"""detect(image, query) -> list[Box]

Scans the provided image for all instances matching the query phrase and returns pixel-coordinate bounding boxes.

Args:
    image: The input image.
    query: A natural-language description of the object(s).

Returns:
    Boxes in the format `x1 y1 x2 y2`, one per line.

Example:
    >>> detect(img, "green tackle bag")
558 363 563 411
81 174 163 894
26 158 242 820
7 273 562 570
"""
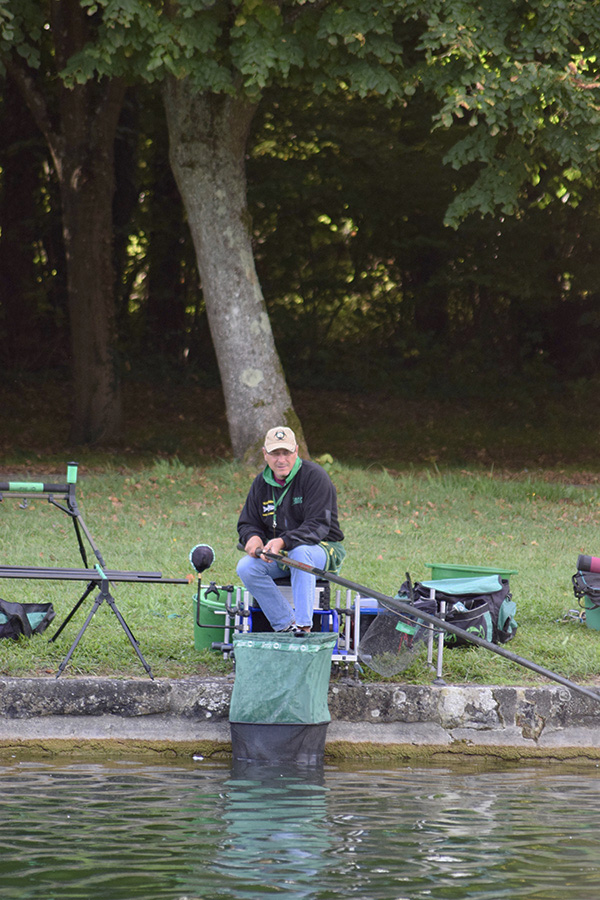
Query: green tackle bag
0 599 55 640
398 576 517 646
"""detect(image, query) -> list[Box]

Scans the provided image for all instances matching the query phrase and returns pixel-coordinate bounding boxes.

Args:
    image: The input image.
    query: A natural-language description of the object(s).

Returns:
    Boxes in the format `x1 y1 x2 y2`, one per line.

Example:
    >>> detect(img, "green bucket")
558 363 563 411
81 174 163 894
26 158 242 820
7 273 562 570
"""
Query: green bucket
425 562 518 580
584 596 600 631
193 587 230 651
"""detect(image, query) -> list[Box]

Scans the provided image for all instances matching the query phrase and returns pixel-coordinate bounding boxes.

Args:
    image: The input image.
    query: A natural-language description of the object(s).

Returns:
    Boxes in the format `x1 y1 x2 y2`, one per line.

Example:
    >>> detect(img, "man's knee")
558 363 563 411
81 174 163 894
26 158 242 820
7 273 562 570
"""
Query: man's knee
236 555 252 580
289 544 326 567
288 545 311 562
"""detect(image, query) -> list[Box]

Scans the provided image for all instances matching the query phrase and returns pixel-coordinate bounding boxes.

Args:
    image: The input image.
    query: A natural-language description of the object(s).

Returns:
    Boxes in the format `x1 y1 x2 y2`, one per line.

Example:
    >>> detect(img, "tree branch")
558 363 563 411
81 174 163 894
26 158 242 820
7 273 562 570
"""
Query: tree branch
2 52 64 175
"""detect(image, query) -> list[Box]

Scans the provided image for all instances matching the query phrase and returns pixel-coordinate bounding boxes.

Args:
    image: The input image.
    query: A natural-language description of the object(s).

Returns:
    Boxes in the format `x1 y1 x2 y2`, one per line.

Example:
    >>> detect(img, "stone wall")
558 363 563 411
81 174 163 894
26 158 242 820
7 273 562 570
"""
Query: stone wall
1 677 600 759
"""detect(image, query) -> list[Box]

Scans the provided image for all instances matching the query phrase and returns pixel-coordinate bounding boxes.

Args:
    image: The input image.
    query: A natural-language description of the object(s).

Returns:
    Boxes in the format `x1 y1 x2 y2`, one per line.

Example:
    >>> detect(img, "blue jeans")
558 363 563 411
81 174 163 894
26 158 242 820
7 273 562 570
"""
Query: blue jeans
236 544 328 631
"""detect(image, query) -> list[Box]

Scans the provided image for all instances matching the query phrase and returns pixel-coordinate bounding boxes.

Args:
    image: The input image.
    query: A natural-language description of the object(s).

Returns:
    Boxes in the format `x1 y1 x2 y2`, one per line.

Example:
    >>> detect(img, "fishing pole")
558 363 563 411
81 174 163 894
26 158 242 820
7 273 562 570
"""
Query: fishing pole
245 545 600 705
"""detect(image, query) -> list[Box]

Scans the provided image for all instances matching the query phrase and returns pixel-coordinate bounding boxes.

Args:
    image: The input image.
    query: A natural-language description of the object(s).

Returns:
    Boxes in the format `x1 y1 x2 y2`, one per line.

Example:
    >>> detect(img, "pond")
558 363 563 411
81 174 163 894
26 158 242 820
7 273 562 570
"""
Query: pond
1 755 599 900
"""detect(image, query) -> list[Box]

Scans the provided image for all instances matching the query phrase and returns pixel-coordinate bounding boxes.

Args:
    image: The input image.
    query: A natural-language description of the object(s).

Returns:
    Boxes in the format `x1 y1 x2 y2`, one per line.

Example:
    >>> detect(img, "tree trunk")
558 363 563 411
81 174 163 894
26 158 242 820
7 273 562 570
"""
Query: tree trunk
163 78 305 462
58 114 123 444
0 78 45 369
5 0 125 444
145 112 189 361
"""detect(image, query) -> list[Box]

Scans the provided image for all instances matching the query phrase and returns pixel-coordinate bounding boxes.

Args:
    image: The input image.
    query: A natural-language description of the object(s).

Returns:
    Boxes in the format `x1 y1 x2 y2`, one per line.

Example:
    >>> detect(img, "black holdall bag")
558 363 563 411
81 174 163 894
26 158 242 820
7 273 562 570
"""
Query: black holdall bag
0 599 55 641
572 570 600 609
572 554 600 612
397 576 517 647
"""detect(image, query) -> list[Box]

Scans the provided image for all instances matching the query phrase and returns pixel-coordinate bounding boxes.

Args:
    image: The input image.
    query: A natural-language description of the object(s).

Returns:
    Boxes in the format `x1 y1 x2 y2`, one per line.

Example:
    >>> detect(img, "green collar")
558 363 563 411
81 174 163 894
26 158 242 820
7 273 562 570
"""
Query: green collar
262 457 302 487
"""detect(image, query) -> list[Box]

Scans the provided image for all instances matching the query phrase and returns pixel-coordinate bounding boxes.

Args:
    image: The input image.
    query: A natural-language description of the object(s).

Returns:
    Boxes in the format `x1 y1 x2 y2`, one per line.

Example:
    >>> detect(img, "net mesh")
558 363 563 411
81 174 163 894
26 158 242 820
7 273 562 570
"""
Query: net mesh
357 600 430 677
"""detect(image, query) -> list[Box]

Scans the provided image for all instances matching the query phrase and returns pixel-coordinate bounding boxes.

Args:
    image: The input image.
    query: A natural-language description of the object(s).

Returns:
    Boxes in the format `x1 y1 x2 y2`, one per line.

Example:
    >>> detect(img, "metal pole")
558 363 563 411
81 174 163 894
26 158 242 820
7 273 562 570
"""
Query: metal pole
258 549 600 705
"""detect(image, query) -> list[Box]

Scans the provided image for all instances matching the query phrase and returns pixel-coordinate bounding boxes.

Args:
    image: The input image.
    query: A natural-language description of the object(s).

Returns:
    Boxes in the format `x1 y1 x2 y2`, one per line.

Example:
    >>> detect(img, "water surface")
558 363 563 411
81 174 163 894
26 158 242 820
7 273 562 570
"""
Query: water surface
1 755 599 899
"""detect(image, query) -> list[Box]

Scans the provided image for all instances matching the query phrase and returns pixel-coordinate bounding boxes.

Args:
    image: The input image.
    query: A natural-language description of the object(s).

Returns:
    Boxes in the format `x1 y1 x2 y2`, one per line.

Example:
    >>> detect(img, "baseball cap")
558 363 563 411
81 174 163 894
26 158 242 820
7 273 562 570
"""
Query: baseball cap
264 426 297 453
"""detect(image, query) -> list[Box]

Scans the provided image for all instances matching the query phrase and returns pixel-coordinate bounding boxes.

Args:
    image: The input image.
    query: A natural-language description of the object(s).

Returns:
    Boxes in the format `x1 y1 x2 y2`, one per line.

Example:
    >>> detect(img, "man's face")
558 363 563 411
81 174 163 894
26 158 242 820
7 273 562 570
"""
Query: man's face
263 446 298 480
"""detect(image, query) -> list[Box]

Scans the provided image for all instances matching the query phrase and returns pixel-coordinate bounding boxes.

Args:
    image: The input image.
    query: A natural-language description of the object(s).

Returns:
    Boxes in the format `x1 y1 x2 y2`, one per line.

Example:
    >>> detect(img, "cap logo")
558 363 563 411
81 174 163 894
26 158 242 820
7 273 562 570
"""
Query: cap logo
275 430 286 439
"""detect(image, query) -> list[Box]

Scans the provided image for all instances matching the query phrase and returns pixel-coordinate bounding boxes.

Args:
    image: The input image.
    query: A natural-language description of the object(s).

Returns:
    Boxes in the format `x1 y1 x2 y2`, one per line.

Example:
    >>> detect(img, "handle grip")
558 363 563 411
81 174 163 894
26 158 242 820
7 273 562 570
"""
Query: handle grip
237 541 264 558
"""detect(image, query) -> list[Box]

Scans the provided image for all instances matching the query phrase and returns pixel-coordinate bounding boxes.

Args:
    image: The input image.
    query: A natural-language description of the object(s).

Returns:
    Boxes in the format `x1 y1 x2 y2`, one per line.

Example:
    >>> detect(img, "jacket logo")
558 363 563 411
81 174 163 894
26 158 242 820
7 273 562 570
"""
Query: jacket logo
293 496 303 505
262 501 275 518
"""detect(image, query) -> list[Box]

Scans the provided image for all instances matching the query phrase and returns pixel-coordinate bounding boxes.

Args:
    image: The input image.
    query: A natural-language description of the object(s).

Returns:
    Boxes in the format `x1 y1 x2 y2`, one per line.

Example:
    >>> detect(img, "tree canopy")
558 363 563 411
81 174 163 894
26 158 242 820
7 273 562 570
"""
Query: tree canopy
62 0 600 222
405 0 600 224
2 0 600 455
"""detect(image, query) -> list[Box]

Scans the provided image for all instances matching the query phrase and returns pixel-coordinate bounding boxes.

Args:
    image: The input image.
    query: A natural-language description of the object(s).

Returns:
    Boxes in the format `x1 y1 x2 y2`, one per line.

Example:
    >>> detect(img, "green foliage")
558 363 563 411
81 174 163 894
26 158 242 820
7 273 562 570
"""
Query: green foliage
0 0 44 69
64 0 406 101
4 0 600 396
5 0 600 227
245 80 600 390
402 0 600 224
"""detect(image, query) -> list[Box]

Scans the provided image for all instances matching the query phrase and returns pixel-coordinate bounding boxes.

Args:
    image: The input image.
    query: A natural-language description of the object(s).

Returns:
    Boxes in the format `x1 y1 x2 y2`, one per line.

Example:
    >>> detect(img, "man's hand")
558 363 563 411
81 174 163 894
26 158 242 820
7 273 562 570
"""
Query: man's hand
245 536 264 557
263 538 285 557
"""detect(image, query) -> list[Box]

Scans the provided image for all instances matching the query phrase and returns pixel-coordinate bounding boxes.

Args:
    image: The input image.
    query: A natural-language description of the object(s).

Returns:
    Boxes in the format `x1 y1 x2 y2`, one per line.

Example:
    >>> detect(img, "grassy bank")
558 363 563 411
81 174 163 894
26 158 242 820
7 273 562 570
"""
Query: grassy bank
1 458 599 686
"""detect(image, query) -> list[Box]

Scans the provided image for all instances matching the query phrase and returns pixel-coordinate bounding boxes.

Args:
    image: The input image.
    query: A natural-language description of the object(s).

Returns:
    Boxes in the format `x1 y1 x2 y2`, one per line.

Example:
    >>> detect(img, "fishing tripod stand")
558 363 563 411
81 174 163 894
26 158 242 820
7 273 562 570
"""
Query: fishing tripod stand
0 463 188 679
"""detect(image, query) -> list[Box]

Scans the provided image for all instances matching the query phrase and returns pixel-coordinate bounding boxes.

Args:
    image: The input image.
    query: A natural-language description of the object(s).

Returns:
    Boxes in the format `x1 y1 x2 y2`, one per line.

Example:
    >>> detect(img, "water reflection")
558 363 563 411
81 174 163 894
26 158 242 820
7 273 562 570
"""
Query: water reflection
0 759 224 900
1 756 600 899
211 761 332 899
324 763 600 900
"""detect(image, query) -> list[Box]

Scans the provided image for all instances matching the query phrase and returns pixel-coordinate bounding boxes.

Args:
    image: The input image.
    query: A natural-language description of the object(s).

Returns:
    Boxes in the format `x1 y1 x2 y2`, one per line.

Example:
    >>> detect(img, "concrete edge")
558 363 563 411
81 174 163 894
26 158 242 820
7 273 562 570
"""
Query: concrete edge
1 676 600 759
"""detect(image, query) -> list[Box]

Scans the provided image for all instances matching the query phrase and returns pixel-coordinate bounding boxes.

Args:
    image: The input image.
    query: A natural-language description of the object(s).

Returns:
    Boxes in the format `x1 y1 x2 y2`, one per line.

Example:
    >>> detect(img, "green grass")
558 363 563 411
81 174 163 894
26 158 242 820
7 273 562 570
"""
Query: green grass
1 457 600 687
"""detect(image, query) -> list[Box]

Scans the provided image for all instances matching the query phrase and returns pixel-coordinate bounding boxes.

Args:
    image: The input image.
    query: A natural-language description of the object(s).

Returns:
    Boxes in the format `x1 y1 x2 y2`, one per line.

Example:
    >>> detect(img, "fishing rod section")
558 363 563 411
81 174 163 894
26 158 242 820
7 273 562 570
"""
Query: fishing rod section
253 547 600 706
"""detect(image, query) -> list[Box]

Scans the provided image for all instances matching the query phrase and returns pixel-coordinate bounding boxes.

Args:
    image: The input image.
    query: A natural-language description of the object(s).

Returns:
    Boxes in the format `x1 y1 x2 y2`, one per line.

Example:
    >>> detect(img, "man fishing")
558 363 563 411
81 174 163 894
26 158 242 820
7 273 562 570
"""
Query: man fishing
236 426 345 634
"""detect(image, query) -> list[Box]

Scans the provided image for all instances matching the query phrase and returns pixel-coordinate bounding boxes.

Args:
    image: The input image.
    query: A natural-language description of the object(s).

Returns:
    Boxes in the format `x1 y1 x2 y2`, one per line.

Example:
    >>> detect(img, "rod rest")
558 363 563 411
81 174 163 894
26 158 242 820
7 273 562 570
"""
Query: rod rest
0 565 189 584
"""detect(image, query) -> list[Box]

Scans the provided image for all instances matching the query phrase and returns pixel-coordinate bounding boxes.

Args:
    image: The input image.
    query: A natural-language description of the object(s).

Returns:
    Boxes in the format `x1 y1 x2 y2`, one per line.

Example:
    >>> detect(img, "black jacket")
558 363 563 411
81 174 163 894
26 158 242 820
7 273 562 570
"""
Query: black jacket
237 459 344 550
